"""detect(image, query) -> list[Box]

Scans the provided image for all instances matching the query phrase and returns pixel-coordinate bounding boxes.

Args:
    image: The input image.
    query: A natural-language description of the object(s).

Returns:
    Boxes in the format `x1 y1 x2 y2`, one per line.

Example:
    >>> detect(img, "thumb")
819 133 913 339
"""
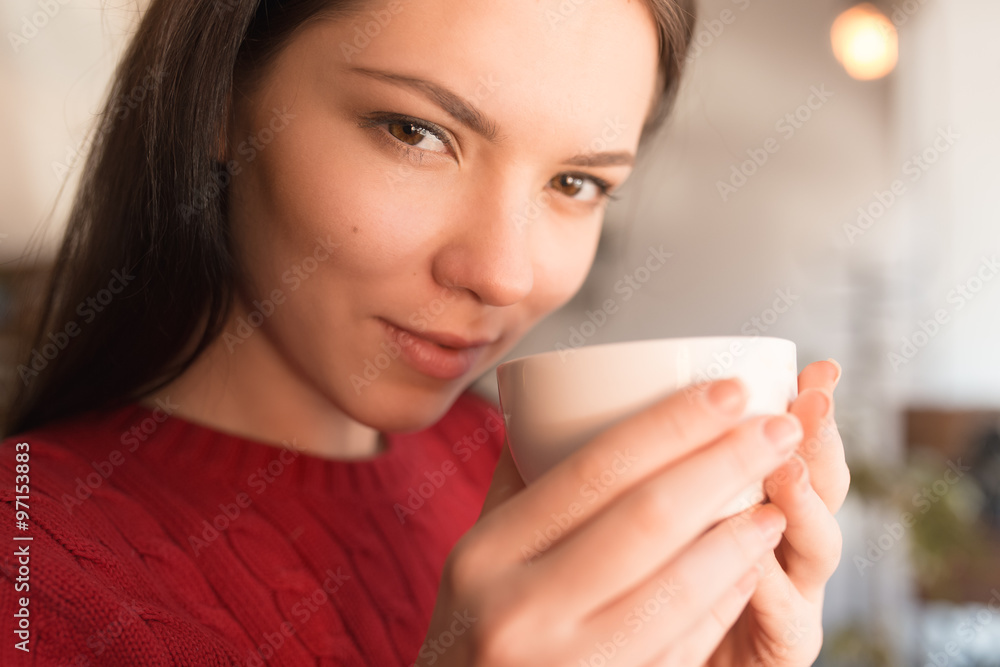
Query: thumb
478 438 526 519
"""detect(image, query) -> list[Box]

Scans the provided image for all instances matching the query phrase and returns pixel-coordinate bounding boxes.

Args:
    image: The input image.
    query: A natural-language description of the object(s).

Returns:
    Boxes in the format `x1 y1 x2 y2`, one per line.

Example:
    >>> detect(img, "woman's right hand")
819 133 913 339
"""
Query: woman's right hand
415 378 803 667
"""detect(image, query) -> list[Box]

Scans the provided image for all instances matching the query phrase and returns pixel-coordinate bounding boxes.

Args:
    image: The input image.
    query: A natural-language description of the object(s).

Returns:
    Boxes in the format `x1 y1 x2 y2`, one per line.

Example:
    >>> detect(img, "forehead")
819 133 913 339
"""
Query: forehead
306 0 660 149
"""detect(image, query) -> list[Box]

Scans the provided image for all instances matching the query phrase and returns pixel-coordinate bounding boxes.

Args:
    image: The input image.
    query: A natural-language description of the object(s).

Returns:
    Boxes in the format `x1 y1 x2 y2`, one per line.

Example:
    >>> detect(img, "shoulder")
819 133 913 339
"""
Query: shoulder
0 411 243 664
1 413 111 519
0 405 154 518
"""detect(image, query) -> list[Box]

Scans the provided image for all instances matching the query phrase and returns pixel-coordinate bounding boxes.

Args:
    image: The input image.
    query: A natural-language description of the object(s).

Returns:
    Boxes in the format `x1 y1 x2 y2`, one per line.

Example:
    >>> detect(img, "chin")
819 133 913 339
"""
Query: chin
339 375 471 434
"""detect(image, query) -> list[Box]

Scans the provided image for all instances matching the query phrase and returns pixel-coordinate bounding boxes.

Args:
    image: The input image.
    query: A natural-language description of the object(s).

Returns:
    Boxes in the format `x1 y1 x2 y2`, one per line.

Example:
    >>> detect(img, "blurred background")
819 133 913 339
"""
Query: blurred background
2 0 998 664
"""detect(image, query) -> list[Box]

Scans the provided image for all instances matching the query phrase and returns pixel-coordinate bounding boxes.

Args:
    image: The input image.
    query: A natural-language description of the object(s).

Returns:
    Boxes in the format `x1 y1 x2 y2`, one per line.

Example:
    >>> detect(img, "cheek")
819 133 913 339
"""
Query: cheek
235 106 602 328
528 221 602 313
250 122 447 282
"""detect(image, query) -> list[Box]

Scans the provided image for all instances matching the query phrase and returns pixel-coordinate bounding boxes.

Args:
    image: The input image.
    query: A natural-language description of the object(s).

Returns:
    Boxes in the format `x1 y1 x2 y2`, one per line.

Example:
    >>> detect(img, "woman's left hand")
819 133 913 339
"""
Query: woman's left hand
650 359 850 666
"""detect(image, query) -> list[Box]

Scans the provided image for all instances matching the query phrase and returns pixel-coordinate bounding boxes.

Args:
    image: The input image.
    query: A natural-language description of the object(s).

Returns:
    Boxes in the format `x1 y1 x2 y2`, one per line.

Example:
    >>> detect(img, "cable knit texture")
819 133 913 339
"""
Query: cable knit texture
1 391 505 666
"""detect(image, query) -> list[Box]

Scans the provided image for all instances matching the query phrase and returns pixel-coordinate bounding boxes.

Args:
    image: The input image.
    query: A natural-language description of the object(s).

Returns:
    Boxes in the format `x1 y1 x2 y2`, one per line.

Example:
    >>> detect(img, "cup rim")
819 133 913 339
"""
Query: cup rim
496 335 796 371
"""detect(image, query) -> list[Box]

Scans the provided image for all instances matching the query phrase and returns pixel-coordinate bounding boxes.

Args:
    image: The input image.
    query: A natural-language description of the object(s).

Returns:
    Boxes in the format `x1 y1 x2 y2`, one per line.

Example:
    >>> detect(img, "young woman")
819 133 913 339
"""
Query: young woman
1 0 848 664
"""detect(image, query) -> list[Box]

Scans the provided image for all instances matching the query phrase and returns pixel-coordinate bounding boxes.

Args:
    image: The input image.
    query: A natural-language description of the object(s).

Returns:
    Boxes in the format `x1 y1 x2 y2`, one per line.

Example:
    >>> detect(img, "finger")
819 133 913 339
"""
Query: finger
746 550 825 663
797 359 841 395
790 388 850 514
522 414 801 614
476 378 751 555
765 455 844 599
478 441 526 518
644 566 761 666
573 504 786 666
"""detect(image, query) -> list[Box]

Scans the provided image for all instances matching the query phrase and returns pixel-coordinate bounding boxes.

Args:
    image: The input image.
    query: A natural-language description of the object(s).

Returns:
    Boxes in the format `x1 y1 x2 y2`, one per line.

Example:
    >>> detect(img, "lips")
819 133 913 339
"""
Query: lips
377 318 496 380
403 326 497 350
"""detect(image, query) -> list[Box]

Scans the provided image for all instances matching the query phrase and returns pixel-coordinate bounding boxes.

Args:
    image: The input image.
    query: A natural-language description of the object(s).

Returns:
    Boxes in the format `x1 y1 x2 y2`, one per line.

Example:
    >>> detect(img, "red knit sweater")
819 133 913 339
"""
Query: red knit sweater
1 391 505 666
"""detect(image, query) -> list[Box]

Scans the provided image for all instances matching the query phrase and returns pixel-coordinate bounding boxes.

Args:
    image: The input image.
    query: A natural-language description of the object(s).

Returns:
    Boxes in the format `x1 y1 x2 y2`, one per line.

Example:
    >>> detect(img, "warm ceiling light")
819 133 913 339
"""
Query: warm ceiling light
831 3 899 80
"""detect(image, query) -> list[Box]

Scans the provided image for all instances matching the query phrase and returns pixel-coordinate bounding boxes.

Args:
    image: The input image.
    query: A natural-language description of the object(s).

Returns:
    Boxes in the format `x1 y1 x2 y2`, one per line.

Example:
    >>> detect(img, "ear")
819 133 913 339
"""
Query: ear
215 128 227 163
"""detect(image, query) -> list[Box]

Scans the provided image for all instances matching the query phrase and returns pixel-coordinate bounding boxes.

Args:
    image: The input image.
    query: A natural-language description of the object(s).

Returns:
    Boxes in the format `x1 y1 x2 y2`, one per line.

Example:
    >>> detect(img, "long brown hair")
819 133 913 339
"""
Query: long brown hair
4 0 696 436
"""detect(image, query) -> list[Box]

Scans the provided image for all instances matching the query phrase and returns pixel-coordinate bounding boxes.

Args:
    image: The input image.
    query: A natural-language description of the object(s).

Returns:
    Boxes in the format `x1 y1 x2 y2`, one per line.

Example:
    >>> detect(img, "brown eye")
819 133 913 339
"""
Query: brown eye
384 119 449 153
388 121 424 146
551 173 584 196
548 173 609 203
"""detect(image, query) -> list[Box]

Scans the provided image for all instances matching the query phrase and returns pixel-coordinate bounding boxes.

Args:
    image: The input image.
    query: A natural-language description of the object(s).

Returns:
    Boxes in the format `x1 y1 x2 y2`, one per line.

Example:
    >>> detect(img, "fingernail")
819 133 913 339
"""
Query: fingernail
707 379 746 416
808 390 833 420
787 455 810 494
825 359 842 389
753 509 786 545
763 415 802 451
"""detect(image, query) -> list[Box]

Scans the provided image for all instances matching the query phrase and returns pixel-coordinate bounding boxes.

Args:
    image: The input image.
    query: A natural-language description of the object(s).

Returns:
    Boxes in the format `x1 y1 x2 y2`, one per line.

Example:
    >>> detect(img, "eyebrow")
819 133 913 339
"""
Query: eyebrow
563 151 635 168
350 66 501 142
348 66 635 169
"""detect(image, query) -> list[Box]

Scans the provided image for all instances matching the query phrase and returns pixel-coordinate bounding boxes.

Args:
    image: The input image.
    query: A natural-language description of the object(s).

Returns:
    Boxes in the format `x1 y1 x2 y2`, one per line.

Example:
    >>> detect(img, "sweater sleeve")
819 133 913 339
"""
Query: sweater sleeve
0 436 244 667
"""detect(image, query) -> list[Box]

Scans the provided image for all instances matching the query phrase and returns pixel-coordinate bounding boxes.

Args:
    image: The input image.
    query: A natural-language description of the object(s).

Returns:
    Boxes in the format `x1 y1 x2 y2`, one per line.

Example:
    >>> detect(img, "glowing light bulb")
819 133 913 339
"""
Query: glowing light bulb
831 3 898 81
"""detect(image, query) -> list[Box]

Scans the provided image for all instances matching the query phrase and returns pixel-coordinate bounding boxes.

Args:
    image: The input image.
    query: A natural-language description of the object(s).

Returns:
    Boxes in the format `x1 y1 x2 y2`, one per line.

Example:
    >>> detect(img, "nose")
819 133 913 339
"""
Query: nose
431 182 535 308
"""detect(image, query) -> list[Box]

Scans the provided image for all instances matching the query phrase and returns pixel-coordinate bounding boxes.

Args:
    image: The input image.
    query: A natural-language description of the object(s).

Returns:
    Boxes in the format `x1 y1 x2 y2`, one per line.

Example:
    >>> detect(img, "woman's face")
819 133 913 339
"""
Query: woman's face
225 0 660 433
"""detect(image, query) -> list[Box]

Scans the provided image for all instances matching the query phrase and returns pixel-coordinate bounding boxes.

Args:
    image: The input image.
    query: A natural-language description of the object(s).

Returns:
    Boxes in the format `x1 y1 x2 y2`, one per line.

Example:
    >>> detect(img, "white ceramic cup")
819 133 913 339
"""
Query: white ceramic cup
496 336 798 522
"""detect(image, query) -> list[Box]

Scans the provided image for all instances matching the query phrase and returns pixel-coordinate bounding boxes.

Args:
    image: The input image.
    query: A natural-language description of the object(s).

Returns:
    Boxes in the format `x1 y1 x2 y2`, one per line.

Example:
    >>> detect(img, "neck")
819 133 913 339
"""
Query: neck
141 302 383 460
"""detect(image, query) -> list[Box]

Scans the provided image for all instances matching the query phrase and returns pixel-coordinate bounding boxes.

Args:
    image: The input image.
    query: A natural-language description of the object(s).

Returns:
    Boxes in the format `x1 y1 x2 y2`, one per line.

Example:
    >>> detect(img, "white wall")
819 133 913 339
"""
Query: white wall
0 0 146 264
887 0 1000 408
